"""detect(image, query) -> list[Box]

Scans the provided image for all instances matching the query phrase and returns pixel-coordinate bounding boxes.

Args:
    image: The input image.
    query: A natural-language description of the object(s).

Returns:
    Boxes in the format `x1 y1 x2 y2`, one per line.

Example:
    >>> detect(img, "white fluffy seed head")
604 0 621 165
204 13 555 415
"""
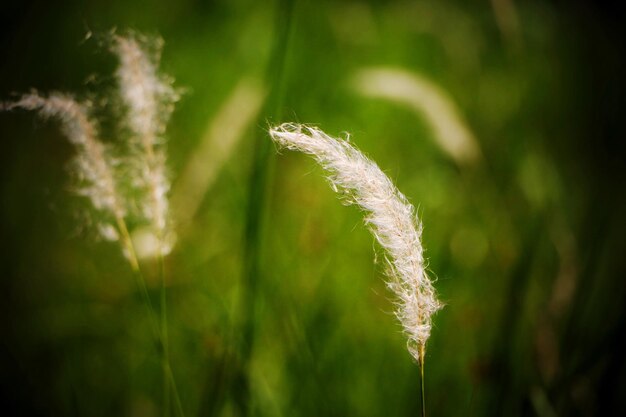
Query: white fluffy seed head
112 33 178 143
6 92 125 234
112 33 179 251
269 123 442 361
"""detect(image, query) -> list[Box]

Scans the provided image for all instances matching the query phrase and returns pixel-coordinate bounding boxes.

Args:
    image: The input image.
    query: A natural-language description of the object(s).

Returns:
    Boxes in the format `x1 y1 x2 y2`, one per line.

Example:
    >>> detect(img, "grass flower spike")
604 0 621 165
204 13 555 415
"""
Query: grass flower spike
113 33 179 254
269 123 442 363
5 92 126 242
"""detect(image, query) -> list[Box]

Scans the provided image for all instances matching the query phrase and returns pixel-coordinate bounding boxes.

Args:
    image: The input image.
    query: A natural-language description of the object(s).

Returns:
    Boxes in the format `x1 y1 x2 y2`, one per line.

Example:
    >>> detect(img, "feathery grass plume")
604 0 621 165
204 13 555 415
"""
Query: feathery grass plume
4 92 127 241
112 32 180 255
269 123 442 362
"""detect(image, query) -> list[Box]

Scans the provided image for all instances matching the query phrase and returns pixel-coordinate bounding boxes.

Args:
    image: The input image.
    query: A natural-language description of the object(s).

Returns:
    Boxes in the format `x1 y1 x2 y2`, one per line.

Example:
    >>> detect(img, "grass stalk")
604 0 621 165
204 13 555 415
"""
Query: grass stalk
118 215 184 417
159 248 171 417
235 0 295 414
155 238 184 417
419 346 426 417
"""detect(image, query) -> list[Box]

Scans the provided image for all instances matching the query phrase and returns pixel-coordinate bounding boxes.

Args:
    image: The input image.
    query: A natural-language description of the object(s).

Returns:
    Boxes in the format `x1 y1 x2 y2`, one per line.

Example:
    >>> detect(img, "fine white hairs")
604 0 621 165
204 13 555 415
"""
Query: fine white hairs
2 32 180 264
269 123 442 362
4 93 125 239
112 33 180 254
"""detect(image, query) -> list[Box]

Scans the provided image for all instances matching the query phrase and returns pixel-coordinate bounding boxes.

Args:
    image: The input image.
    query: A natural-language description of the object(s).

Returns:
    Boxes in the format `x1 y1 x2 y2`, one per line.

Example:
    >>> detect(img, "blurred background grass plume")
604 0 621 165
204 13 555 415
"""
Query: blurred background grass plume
1 1 625 416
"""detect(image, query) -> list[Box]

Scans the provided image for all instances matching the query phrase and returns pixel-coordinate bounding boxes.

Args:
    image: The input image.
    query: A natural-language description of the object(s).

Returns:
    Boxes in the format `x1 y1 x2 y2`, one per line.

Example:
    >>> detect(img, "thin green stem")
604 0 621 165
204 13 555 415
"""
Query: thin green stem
116 215 184 417
167 363 185 417
116 217 159 337
116 216 140 273
419 346 426 417
159 248 170 417
236 0 296 415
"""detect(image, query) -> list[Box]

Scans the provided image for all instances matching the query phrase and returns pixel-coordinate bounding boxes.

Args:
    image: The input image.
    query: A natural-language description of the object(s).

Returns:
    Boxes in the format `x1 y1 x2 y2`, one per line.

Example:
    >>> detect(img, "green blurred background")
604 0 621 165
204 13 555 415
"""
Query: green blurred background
1 0 625 416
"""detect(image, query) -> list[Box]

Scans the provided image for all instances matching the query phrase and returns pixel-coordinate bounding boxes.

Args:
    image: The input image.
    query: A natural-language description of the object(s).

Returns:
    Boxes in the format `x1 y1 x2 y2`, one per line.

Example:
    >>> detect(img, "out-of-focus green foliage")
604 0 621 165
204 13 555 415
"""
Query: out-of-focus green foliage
1 1 625 416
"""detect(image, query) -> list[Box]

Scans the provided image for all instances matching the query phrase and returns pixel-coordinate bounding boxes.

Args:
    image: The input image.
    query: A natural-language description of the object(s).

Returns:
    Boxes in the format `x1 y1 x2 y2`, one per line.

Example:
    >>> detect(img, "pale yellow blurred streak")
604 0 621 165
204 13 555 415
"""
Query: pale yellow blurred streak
353 67 481 166
171 78 266 232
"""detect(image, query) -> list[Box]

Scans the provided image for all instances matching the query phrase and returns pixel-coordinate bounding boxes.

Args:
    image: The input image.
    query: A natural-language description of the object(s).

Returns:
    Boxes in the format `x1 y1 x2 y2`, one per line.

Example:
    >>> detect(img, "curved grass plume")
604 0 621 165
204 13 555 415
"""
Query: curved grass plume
269 123 442 363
